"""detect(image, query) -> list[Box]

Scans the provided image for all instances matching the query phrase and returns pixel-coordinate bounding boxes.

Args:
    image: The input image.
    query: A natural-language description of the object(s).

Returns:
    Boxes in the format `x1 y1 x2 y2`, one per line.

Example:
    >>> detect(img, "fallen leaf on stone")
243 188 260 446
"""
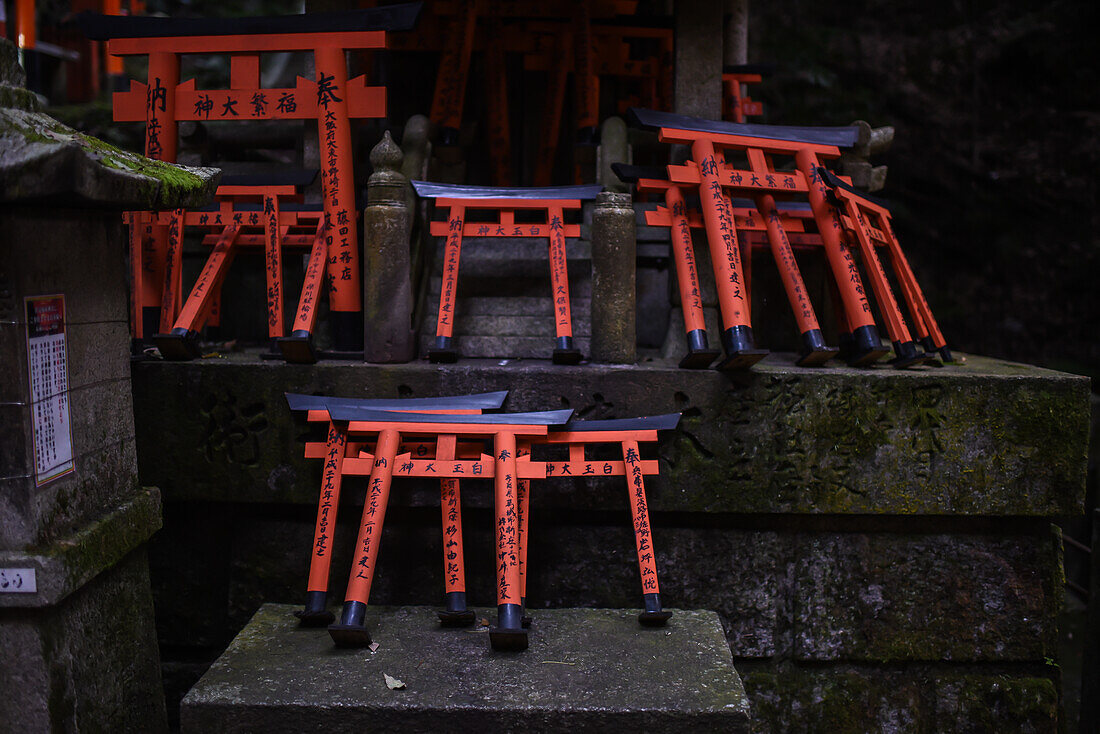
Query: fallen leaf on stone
383 673 406 690
368 642 379 652
478 618 490 628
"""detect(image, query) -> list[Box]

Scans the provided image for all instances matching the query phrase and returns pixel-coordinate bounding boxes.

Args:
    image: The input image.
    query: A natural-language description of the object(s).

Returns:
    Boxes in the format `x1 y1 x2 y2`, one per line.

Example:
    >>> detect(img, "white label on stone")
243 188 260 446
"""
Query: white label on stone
0 568 37 593
25 294 74 486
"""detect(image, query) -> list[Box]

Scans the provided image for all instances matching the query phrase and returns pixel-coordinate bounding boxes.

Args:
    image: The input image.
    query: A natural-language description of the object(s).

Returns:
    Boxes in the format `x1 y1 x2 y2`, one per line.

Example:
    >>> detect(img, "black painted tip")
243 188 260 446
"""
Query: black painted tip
277 331 317 363
639 610 673 627
330 311 363 353
141 306 161 341
295 609 335 627
796 329 839 367
152 329 201 360
845 345 891 367
939 347 954 363
437 609 477 627
716 349 768 371
890 340 929 369
428 348 458 363
327 623 373 648
679 348 721 369
488 627 529 652
843 324 889 367
553 348 584 365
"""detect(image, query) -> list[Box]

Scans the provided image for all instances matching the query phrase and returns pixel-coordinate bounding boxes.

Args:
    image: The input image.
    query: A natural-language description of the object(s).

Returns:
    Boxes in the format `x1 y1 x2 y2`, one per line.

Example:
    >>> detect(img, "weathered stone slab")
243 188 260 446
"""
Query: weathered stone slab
792 530 1062 662
132 354 1089 516
181 604 749 733
743 668 1058 734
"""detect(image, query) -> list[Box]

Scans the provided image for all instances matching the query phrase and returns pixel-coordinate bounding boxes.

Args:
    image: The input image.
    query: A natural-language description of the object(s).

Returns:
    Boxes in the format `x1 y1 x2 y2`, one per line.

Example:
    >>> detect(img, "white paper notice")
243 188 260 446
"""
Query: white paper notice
25 295 74 486
0 568 37 593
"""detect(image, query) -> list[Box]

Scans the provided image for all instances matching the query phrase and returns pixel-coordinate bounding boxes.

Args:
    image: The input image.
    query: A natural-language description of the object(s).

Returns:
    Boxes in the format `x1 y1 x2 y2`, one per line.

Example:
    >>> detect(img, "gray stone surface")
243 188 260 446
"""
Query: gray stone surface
590 191 637 364
364 131 415 363
674 0 723 119
132 354 1088 516
181 604 750 733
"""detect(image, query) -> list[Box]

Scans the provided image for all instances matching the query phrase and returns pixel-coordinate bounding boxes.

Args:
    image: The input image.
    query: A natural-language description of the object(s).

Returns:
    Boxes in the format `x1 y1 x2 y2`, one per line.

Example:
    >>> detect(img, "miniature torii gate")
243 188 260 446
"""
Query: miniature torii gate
819 168 952 363
722 64 767 123
136 171 328 359
286 391 509 627
294 397 680 651
320 407 575 651
614 163 835 368
627 108 893 367
411 181 602 365
78 4 421 353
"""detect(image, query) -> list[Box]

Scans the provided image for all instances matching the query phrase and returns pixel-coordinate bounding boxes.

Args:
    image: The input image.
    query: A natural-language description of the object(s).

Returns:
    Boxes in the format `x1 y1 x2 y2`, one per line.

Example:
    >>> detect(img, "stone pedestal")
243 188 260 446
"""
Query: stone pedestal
181 604 750 733
0 37 218 732
135 352 1086 731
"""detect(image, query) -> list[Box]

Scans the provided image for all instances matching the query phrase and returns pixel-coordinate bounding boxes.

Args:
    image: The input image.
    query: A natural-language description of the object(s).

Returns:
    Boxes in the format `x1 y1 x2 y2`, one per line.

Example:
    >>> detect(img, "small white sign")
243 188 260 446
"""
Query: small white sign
0 568 37 593
25 295 74 486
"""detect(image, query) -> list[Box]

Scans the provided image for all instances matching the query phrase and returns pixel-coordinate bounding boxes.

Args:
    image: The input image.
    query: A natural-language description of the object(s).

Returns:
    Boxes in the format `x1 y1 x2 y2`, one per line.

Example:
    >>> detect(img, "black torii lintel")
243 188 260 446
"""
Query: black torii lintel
411 181 604 201
559 413 682 433
817 167 892 210
625 107 861 149
326 407 575 426
285 391 509 413
75 3 422 40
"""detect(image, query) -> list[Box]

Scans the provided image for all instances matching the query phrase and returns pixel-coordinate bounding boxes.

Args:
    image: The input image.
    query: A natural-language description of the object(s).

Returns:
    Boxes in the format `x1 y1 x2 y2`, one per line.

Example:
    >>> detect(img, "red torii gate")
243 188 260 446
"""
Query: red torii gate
77 5 421 353
627 108 893 368
411 181 602 365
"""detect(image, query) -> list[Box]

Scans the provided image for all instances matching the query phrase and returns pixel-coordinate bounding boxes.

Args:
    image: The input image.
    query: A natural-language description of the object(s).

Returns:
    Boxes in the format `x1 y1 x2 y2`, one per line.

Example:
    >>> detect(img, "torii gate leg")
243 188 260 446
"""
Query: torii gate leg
489 431 527 651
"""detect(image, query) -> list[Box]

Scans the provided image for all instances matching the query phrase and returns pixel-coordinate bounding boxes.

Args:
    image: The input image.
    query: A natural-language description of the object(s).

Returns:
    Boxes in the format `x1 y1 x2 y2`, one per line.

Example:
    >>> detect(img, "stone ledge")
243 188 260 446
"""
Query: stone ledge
133 352 1089 515
181 604 750 733
0 487 162 607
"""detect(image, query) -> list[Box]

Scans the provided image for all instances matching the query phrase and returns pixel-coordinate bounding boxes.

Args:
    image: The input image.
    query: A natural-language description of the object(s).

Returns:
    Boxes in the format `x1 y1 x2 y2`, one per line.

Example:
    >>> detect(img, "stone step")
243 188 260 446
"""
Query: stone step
181 604 750 733
419 335 593 360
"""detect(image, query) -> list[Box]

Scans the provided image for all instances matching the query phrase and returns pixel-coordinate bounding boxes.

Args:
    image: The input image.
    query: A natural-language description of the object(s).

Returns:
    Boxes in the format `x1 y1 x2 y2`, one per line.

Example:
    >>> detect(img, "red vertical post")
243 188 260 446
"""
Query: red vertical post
878 216 951 361
665 186 719 368
296 420 347 626
517 476 530 619
622 439 670 626
534 32 572 187
691 138 767 368
437 433 475 626
329 427 400 647
547 204 582 364
262 194 285 343
754 193 837 365
840 197 925 366
485 20 513 187
280 219 327 363
429 2 478 145
489 430 527 650
795 151 886 365
573 0 599 142
158 209 185 334
430 204 464 362
15 0 35 50
313 45 361 351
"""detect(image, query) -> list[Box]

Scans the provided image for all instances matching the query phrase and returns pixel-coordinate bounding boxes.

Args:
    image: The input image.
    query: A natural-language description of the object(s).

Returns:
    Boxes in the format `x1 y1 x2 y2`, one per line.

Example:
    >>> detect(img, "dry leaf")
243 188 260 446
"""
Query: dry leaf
368 642 379 652
383 673 406 690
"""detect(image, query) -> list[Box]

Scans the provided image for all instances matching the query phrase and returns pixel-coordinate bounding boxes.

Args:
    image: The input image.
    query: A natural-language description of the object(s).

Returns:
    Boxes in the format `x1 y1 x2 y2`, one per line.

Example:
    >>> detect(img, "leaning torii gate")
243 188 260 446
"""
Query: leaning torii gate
77 4 421 354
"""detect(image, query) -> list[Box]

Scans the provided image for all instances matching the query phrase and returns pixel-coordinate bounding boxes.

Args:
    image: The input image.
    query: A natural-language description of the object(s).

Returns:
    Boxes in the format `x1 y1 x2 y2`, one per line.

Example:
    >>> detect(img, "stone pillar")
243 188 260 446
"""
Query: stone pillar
597 116 629 193
0 38 218 733
590 191 637 363
674 0 723 120
724 0 749 67
363 131 415 363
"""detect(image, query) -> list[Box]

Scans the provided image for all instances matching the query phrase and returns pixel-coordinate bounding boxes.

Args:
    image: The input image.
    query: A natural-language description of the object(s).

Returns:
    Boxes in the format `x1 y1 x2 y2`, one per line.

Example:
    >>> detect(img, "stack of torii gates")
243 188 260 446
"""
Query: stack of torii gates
287 390 679 652
617 108 952 371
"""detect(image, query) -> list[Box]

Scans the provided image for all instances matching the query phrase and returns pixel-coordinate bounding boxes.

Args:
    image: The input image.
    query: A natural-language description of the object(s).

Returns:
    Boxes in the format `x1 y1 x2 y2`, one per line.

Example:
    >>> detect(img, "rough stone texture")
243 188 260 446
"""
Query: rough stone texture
0 41 218 209
181 604 750 733
131 354 1088 515
0 549 167 732
743 668 1058 734
0 209 140 549
597 116 629 193
364 131 416 363
590 191 636 363
792 530 1062 662
674 0 724 119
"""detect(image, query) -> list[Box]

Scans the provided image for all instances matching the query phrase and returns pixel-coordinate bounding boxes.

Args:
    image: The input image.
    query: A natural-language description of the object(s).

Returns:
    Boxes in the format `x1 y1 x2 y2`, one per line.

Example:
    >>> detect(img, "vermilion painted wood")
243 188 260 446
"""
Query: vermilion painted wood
169 223 240 336
343 428 400 607
307 421 347 593
534 31 571 187
262 194 285 338
755 192 823 337
158 209 185 333
429 1 477 135
721 71 763 124
106 30 386 55
291 219 328 335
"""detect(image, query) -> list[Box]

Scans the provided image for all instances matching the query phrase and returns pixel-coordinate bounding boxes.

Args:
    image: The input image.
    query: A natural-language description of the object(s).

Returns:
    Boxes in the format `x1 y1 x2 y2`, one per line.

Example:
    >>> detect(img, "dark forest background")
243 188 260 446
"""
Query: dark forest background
748 0 1099 381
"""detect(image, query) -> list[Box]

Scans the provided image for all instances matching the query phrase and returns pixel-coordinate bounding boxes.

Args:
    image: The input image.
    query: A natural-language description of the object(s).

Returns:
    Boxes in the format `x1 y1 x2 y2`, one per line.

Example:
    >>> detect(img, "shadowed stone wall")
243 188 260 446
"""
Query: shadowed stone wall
133 354 1087 731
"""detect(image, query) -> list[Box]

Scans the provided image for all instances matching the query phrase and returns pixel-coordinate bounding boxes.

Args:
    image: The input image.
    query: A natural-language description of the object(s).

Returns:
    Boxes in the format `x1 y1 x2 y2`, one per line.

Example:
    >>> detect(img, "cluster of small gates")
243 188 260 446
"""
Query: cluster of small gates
68 1 955 651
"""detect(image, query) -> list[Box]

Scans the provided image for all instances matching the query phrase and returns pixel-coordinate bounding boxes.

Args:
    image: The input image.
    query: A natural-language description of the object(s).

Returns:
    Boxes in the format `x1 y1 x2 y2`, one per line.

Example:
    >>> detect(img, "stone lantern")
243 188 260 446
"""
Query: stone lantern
0 38 218 731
